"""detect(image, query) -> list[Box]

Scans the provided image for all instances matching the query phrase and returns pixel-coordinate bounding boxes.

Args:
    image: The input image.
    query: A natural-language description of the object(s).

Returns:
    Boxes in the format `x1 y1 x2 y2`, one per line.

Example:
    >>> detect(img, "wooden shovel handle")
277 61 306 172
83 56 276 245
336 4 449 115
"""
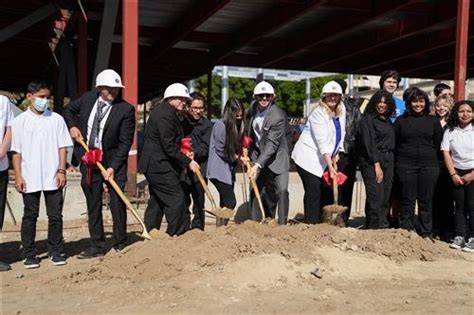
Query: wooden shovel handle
332 160 338 206
245 161 266 223
77 139 151 240
194 168 218 210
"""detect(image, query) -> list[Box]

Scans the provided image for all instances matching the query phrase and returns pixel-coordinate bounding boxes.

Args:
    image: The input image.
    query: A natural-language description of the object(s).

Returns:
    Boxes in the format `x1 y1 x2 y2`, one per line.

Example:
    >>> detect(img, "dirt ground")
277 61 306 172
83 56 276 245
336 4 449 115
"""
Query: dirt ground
1 215 473 314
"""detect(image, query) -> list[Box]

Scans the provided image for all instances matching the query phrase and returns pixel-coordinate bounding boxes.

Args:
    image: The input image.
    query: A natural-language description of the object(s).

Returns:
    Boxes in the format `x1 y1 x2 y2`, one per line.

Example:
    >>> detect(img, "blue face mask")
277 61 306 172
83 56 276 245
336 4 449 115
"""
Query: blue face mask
33 97 49 112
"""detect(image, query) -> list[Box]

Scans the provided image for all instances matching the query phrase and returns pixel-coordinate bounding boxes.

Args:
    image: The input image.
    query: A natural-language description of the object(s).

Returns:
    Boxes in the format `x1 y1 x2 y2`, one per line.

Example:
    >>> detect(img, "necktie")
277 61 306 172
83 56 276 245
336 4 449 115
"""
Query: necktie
88 101 106 148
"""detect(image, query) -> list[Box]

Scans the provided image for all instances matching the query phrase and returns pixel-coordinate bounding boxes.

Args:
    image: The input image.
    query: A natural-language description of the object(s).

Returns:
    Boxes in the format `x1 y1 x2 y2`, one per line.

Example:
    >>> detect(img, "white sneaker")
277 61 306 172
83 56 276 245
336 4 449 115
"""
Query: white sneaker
462 238 474 253
449 236 465 249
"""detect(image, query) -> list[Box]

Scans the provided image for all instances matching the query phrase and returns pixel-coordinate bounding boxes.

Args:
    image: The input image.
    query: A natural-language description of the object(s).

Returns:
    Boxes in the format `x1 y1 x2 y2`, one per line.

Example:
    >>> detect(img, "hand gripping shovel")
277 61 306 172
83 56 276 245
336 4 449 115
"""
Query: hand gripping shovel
180 138 233 220
322 160 348 226
78 139 151 240
241 136 265 223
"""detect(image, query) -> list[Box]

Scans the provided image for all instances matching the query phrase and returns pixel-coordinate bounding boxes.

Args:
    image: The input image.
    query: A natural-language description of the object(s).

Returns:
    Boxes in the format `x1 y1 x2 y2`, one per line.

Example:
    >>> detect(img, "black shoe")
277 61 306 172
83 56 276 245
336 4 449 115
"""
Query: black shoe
49 253 67 266
113 244 127 253
0 261 11 272
23 256 40 269
77 247 104 259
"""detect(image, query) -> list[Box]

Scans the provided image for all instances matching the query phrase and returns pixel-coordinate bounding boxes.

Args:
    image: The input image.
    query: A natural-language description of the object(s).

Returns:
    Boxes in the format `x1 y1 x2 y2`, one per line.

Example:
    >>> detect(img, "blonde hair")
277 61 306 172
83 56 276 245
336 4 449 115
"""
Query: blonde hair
431 94 454 121
317 98 344 117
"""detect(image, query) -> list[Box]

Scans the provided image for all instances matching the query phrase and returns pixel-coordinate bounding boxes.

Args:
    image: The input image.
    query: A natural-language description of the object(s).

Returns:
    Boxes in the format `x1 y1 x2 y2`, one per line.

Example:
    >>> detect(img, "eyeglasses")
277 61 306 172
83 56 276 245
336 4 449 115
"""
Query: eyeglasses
256 94 273 99
173 97 188 102
189 106 205 111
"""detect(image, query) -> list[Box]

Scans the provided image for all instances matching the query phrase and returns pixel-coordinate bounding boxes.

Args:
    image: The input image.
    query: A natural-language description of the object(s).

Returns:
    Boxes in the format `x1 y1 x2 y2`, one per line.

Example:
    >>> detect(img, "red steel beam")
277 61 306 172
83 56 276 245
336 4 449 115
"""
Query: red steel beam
308 2 460 72
123 0 138 195
351 20 474 74
262 0 418 67
213 0 328 63
454 0 470 100
153 0 231 59
77 13 88 95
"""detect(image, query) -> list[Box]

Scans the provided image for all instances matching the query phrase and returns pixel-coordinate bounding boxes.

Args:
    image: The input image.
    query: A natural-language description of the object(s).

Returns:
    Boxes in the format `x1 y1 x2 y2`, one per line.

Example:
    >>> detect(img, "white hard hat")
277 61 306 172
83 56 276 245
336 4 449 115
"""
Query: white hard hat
321 81 343 96
163 83 191 100
95 69 124 88
253 81 275 96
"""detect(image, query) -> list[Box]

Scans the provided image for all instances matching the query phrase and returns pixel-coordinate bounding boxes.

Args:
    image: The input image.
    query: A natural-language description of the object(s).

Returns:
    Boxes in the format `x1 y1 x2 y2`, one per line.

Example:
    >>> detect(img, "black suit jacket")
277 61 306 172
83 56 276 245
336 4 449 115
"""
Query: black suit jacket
138 101 191 174
63 91 135 175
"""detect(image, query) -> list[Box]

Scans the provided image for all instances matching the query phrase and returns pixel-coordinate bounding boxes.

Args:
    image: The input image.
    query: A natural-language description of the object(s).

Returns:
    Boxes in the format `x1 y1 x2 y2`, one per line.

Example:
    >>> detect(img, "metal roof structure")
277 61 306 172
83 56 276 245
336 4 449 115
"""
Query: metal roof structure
0 0 472 102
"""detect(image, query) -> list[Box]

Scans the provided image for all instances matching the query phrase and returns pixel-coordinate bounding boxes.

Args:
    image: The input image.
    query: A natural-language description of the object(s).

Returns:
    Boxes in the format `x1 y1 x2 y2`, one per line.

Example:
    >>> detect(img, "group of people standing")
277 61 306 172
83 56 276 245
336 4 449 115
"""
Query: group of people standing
299 71 473 253
140 80 291 236
0 68 472 271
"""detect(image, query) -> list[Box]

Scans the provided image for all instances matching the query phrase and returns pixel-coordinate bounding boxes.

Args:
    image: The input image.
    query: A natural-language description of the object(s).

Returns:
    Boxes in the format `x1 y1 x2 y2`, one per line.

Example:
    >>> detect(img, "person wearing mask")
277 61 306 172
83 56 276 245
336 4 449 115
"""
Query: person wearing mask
431 94 455 241
441 100 474 251
246 81 290 225
139 83 199 236
207 98 245 225
358 90 395 229
63 70 135 258
292 81 346 224
181 93 212 230
0 95 14 271
394 87 444 237
12 81 72 268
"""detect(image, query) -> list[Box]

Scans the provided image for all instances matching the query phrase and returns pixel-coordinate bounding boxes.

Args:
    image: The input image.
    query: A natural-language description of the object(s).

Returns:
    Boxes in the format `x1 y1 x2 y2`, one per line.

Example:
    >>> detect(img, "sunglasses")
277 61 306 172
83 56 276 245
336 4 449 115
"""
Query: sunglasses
256 94 273 99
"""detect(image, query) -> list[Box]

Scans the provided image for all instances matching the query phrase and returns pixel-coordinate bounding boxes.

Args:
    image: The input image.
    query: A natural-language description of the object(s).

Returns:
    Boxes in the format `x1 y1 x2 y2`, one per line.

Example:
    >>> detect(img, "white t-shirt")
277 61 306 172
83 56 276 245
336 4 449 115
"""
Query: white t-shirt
11 108 73 193
0 95 14 171
441 124 474 170
86 97 112 149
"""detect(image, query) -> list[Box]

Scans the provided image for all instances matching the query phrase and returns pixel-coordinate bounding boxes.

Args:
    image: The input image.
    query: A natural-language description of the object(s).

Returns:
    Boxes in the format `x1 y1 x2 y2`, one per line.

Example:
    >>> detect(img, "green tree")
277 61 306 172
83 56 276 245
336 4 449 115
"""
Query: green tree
193 72 346 118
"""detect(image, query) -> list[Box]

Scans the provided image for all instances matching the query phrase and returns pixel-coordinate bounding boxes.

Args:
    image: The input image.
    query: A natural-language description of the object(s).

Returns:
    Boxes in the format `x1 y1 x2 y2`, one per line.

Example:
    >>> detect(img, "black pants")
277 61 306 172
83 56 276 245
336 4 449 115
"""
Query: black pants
0 169 8 230
251 167 289 225
80 166 127 250
210 178 236 209
21 189 64 259
397 165 439 236
432 167 455 239
182 177 206 230
452 169 474 238
359 153 394 229
144 187 164 232
296 165 322 224
145 171 188 236
321 152 358 223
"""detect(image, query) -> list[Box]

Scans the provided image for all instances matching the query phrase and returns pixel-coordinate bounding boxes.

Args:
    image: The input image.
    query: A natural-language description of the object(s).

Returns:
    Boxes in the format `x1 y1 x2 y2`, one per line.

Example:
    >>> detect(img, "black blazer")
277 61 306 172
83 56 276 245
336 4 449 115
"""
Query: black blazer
138 101 191 174
63 91 135 174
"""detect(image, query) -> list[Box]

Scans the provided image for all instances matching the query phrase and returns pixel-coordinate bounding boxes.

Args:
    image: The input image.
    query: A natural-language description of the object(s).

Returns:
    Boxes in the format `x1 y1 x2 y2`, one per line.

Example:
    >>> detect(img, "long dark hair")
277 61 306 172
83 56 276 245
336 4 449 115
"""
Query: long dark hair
404 87 430 116
446 100 474 131
365 89 395 119
222 98 245 162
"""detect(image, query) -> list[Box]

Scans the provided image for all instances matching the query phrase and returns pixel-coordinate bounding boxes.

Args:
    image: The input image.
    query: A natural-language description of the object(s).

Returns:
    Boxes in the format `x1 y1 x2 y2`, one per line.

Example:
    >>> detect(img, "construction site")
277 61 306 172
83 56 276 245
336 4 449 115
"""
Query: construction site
1 0 473 314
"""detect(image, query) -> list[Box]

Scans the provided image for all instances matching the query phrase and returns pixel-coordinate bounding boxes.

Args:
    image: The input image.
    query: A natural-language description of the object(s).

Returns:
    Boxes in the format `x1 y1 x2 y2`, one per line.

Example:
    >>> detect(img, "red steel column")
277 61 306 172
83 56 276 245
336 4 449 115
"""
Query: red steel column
454 0 470 100
77 12 88 95
123 0 138 195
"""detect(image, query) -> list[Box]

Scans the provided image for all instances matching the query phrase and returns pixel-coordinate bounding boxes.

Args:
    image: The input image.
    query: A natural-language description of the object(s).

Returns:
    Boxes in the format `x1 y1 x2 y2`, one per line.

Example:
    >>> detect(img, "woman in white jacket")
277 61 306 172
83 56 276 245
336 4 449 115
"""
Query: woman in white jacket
292 81 346 224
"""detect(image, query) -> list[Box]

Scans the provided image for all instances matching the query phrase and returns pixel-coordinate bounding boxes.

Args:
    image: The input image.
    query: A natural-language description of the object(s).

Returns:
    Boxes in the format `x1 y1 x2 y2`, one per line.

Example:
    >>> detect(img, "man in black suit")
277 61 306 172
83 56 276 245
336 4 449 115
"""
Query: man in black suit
246 81 291 225
139 83 199 236
63 69 135 258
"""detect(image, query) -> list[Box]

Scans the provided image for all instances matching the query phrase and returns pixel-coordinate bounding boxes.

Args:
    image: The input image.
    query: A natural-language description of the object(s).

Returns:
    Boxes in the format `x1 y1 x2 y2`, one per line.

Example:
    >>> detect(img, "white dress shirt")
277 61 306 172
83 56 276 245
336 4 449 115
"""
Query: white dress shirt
86 97 112 149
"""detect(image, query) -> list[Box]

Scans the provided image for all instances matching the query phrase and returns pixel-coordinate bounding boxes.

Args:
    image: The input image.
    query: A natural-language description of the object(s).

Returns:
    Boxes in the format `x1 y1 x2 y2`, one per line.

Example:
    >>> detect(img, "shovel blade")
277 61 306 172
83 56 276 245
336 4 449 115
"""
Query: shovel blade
204 207 234 219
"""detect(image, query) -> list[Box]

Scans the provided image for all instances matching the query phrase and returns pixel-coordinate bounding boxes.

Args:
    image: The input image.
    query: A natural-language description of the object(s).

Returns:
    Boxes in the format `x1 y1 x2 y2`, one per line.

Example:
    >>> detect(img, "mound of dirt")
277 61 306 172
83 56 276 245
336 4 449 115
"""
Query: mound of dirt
3 221 472 314
50 222 461 286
